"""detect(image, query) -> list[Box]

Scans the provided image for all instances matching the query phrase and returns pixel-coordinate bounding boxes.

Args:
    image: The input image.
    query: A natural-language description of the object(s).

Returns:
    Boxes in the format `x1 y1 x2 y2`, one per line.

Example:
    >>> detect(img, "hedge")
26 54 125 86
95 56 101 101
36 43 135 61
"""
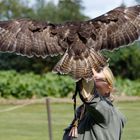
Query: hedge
0 71 139 99
115 77 140 96
0 71 75 99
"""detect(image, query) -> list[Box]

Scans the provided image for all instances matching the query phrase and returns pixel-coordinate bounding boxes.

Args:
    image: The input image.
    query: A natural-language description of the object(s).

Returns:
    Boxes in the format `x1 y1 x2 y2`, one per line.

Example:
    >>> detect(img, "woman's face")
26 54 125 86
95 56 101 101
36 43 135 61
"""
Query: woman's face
93 70 111 96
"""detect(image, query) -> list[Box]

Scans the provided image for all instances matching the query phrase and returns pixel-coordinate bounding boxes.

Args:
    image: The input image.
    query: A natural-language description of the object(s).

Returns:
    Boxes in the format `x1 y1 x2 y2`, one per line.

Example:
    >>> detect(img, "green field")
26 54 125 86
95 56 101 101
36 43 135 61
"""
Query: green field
0 101 140 140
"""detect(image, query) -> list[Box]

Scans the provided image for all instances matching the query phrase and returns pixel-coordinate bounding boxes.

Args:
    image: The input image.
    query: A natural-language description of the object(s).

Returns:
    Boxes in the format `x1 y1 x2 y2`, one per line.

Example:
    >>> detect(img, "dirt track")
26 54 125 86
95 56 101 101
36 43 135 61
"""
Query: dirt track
0 96 140 105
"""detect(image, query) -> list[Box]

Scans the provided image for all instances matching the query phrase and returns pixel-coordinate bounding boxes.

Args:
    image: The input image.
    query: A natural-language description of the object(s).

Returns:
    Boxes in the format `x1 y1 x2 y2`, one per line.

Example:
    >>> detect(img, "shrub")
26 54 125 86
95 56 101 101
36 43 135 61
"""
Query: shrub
115 77 140 96
103 43 140 80
0 70 139 99
0 71 75 99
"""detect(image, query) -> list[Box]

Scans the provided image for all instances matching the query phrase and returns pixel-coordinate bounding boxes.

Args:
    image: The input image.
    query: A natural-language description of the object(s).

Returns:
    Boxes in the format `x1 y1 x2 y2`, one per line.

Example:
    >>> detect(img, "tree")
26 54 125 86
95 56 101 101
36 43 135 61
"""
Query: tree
0 0 33 19
56 0 88 22
103 43 140 79
30 0 88 22
29 0 58 22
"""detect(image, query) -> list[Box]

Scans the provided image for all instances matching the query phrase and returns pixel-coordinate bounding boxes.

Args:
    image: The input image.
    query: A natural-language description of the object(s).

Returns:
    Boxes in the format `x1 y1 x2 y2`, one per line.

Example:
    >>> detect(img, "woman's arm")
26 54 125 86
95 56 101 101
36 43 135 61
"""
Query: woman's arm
77 79 112 127
85 96 112 126
77 65 115 126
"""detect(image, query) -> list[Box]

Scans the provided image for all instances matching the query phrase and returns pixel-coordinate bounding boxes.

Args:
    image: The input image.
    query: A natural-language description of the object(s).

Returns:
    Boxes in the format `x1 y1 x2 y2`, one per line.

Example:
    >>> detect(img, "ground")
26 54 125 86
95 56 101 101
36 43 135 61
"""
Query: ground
0 97 140 140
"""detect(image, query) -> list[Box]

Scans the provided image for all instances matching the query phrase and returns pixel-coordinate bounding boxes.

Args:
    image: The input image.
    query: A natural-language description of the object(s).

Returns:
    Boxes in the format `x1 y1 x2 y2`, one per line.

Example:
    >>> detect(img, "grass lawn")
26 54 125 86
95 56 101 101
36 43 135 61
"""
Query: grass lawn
0 100 140 140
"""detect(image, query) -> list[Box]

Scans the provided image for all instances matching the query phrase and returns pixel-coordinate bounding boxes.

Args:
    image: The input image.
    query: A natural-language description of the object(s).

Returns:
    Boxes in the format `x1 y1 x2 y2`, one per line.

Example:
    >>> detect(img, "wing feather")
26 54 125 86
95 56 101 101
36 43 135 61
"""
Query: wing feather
85 5 140 51
1 6 140 57
0 19 67 58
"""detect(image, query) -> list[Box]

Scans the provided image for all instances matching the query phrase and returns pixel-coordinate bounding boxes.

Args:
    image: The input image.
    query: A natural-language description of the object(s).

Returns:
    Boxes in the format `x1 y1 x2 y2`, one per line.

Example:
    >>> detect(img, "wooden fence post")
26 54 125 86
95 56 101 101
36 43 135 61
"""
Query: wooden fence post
46 98 53 140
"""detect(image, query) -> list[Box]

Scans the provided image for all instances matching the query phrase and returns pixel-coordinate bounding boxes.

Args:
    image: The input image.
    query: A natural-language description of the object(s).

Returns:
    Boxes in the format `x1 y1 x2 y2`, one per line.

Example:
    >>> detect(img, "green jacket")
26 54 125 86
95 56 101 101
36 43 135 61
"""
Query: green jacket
63 95 126 140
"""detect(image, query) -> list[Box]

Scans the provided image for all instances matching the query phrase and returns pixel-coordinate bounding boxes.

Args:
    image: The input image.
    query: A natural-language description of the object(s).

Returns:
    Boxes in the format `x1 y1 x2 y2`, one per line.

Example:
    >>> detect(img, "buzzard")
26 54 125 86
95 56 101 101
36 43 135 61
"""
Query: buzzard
0 5 140 81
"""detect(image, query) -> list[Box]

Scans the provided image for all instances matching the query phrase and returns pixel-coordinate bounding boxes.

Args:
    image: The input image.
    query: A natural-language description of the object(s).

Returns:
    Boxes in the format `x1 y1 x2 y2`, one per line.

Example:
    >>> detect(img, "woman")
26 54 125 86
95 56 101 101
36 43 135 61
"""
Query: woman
63 66 126 140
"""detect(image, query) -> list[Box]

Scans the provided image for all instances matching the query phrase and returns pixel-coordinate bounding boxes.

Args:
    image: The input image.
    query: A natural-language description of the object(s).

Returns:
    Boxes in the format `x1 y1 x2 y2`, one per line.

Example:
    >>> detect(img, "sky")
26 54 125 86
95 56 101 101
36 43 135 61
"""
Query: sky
49 0 137 18
82 0 137 18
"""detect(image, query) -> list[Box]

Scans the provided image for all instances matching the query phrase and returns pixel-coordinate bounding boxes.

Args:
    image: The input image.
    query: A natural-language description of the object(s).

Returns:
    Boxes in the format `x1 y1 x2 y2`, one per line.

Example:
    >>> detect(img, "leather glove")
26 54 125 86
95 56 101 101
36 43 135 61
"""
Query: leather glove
78 79 95 102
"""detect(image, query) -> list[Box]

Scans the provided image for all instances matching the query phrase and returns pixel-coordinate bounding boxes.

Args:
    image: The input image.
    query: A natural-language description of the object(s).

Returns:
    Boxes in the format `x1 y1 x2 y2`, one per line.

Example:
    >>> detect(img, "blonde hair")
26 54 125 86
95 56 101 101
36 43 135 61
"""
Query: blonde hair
102 66 115 101
102 66 115 89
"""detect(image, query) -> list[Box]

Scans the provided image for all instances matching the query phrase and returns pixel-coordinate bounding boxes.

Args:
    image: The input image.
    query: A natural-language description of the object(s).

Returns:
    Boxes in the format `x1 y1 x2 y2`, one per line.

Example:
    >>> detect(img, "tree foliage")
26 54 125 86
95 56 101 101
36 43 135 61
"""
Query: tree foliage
103 43 140 79
31 0 88 22
0 0 33 19
56 0 87 22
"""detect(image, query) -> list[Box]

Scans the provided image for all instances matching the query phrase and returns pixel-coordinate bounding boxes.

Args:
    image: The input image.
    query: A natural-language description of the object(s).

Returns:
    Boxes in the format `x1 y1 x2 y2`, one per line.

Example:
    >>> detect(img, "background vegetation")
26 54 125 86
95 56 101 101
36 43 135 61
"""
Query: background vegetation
0 70 139 99
0 71 74 98
0 0 140 98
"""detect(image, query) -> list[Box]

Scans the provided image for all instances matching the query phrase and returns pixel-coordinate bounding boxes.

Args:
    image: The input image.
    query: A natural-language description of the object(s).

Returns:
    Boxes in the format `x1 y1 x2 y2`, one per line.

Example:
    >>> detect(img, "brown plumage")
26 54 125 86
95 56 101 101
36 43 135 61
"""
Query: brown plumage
0 5 140 81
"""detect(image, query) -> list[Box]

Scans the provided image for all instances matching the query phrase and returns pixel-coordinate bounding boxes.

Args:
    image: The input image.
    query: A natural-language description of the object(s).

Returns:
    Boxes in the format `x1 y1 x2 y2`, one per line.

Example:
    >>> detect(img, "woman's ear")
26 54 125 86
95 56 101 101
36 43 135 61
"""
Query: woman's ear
108 85 113 92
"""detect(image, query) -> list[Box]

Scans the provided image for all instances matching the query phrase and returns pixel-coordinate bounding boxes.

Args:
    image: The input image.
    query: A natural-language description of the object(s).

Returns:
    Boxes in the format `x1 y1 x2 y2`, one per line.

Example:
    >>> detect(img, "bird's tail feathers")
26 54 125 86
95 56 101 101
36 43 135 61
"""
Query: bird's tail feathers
53 49 108 81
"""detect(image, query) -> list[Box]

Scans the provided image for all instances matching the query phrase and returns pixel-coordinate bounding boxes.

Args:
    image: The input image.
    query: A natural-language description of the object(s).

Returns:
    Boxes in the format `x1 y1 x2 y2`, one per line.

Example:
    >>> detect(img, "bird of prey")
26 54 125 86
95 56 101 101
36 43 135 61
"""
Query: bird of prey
0 5 140 81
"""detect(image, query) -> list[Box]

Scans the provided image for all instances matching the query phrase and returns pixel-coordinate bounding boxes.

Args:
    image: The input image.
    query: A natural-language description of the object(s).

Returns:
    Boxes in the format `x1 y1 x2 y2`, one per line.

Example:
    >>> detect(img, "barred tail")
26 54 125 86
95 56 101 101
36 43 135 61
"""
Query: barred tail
53 49 108 81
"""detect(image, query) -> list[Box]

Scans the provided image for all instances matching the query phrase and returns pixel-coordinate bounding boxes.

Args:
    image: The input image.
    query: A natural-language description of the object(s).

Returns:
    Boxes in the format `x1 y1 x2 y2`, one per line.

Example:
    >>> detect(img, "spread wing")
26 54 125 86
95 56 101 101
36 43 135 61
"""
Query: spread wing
0 19 68 58
85 5 140 51
0 5 140 81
